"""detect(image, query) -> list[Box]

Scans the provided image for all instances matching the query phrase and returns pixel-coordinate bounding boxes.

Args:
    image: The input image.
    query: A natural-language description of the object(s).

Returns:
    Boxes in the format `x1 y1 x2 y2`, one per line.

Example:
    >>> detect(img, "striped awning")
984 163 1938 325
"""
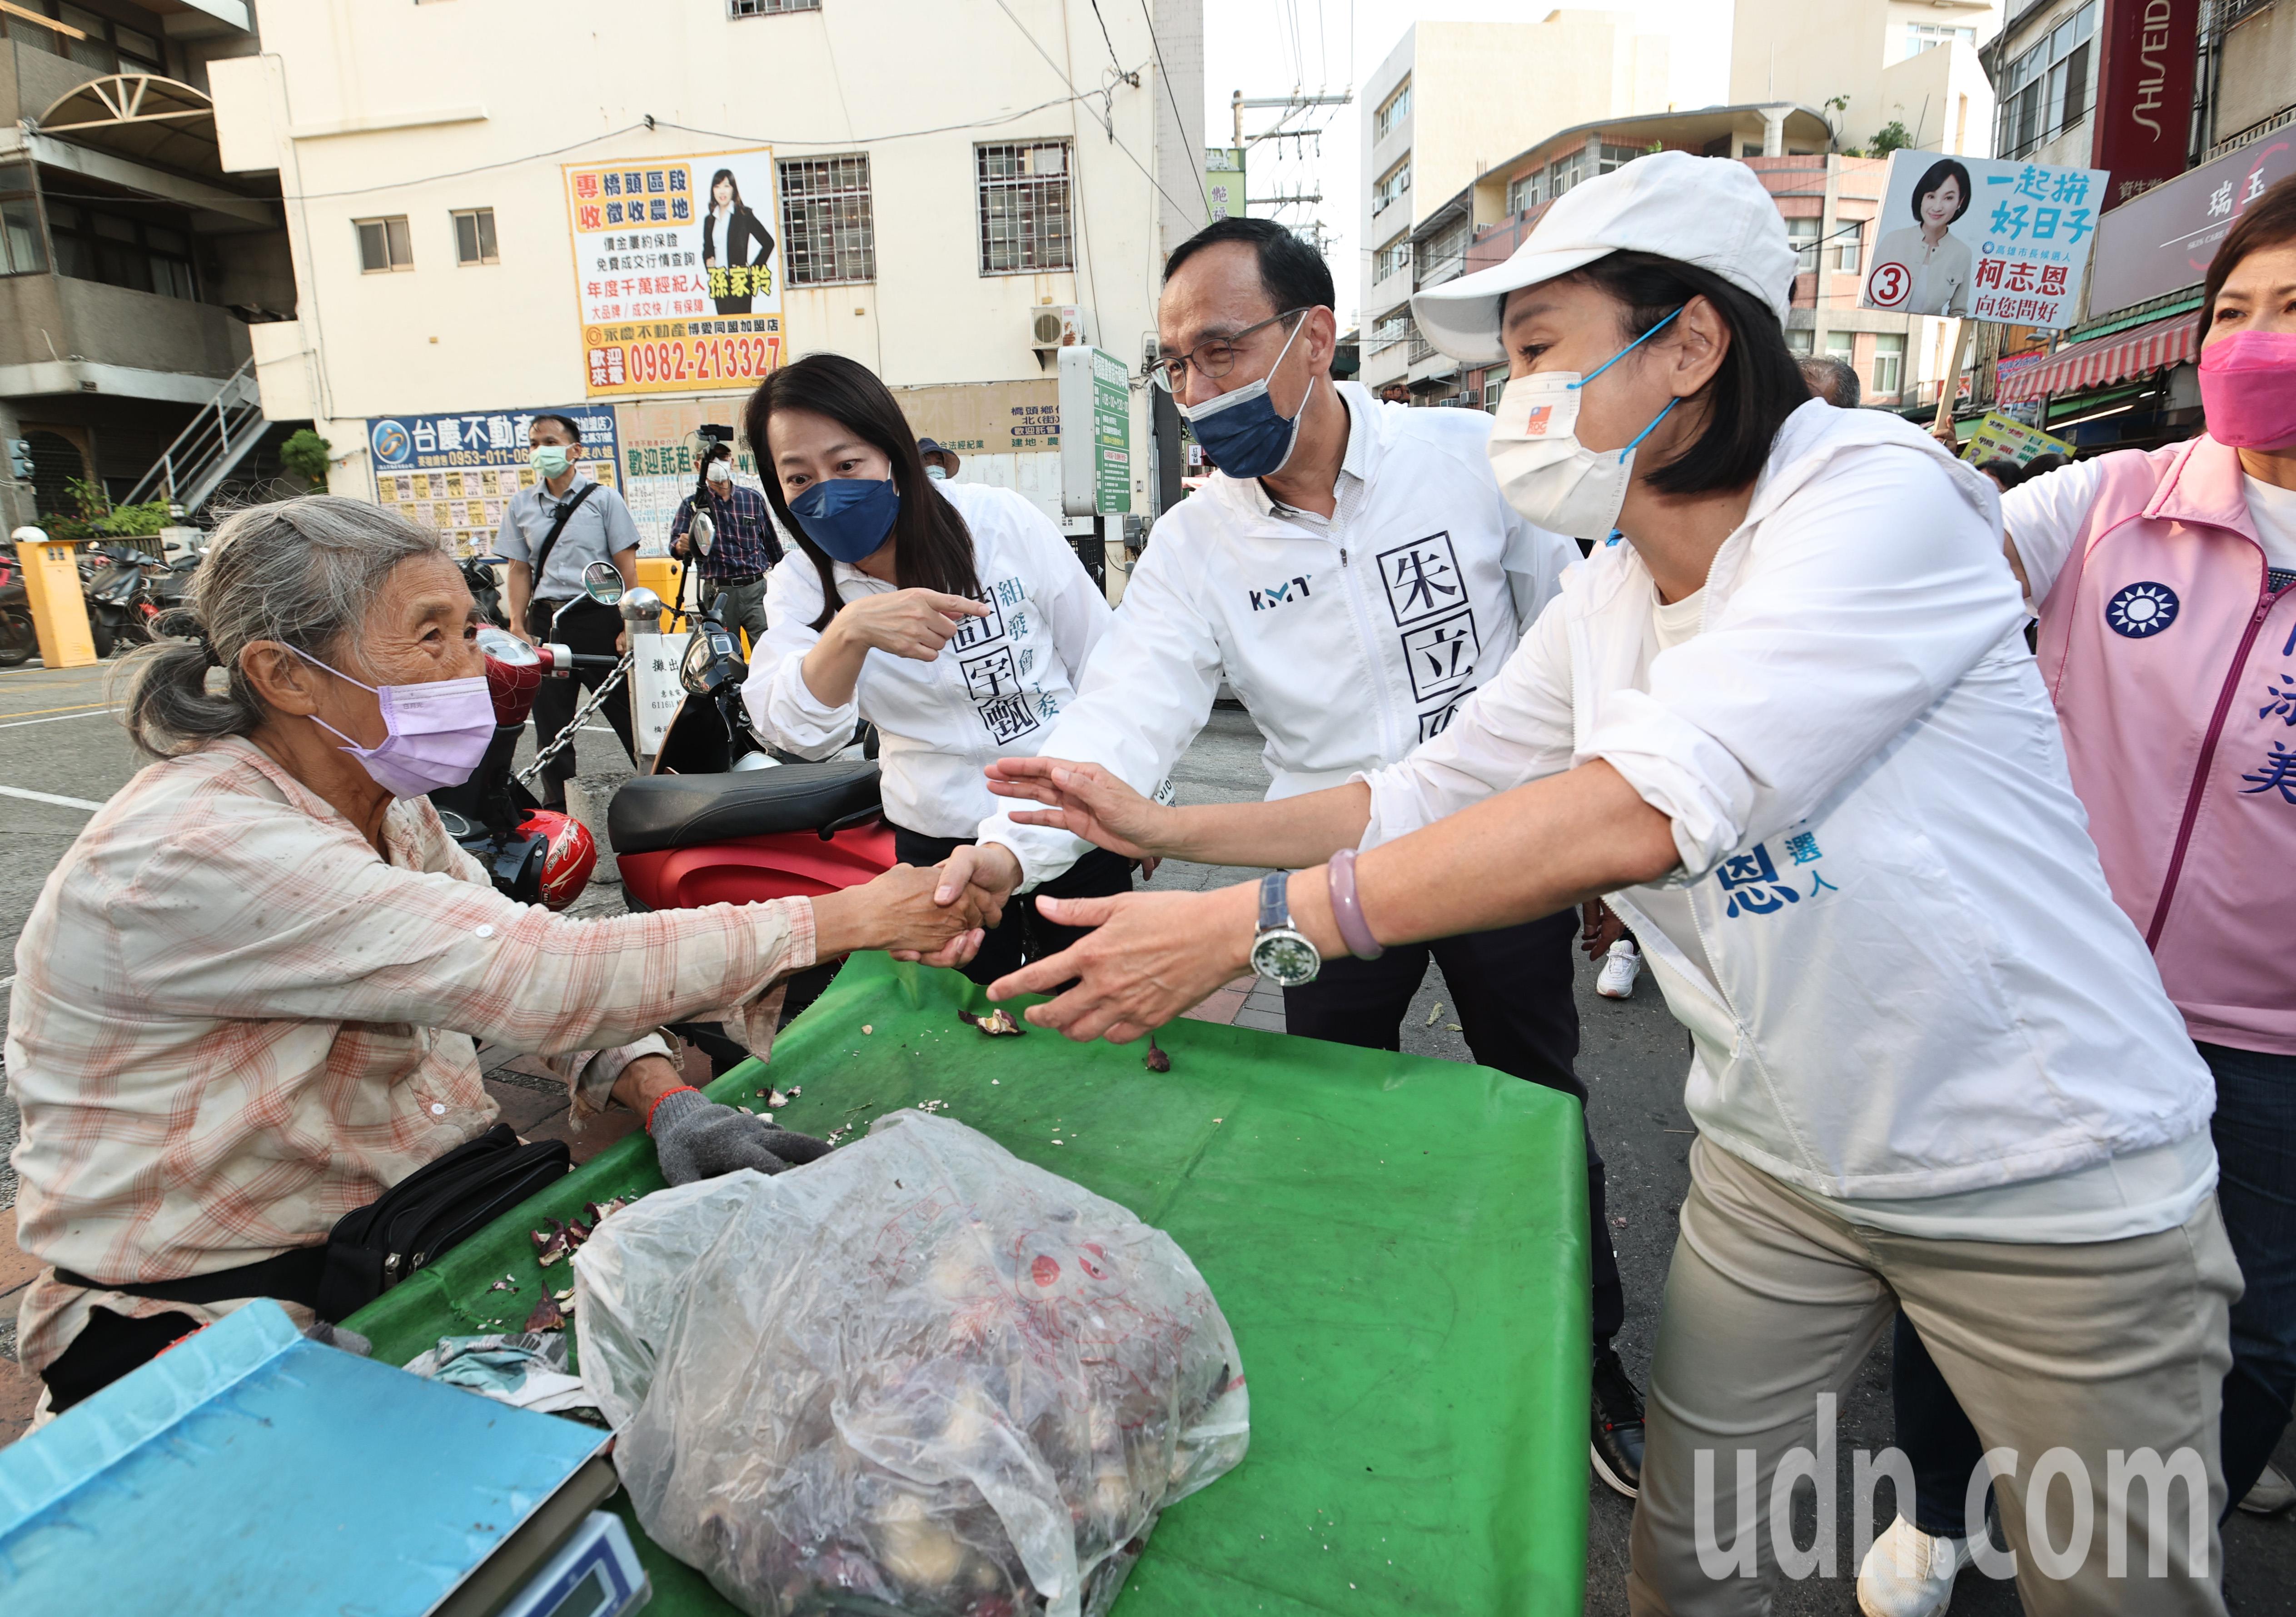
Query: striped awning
1996 313 2198 403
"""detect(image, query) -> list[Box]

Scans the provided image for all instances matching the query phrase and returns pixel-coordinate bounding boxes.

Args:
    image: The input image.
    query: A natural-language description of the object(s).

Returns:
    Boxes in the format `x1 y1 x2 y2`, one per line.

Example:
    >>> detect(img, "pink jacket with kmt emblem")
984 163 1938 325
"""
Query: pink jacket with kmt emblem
2021 435 2296 1056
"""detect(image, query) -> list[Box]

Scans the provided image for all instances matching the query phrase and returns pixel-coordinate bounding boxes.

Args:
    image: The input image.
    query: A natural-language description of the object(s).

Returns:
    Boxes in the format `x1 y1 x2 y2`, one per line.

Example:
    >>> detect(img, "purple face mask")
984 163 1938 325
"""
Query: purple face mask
291 646 496 799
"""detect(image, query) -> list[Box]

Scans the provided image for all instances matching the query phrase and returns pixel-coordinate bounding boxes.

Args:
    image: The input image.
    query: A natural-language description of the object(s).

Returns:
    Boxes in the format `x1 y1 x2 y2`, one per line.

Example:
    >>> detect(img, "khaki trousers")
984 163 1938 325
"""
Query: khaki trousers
1627 1138 2237 1616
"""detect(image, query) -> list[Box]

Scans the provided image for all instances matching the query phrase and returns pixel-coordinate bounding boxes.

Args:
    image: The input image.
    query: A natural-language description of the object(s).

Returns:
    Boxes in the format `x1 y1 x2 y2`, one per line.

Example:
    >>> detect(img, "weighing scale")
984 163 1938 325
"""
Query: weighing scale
0 1301 652 1617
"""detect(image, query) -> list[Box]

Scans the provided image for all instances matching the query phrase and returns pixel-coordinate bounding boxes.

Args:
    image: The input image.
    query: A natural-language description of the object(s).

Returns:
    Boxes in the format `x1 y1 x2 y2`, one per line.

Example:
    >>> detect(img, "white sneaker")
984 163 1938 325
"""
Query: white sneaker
1595 941 1641 998
1857 1516 1972 1617
2239 1462 2296 1516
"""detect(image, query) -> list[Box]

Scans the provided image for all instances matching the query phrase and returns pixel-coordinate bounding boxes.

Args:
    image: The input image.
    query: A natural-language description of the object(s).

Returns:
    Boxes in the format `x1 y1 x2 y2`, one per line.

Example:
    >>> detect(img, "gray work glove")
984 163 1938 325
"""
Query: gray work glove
649 1088 833 1187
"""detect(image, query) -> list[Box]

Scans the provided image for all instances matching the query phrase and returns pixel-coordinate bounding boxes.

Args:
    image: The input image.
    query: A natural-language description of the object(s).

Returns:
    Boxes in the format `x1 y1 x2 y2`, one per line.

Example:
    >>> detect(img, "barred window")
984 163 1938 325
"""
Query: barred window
729 0 820 15
779 155 876 285
976 141 1073 275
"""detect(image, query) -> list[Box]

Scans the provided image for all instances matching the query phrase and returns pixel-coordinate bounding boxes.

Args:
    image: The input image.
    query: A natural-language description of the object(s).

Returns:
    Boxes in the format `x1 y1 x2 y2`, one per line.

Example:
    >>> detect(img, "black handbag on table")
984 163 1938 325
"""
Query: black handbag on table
313 1123 572 1321
57 1124 573 1327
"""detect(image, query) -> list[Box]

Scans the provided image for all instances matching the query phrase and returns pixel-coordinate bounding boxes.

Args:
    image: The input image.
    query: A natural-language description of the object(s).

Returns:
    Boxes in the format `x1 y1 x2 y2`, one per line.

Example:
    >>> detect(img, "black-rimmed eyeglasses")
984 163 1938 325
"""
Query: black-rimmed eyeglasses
1149 309 1310 392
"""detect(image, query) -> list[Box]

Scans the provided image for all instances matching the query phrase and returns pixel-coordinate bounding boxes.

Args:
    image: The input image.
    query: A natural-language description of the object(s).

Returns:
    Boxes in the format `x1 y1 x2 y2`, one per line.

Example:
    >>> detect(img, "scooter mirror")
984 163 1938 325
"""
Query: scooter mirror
582 560 624 606
690 513 716 557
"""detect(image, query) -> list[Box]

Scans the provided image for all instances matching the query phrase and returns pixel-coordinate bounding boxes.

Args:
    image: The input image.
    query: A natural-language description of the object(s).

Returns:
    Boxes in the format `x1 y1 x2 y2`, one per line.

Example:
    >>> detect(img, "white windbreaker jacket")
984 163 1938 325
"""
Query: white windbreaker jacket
1362 399 2213 1200
744 481 1111 838
980 384 1578 885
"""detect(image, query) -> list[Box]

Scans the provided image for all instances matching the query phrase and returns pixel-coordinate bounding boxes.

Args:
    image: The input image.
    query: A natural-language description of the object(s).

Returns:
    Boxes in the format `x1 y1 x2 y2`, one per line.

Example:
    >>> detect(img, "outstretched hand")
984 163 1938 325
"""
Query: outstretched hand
835 589 993 663
985 883 1257 1044
983 757 1170 861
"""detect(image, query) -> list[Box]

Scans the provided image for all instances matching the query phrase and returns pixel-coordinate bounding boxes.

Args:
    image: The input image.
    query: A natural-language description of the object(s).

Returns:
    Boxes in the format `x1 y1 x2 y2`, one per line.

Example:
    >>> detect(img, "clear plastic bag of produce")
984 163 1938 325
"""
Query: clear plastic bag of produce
573 1109 1249 1617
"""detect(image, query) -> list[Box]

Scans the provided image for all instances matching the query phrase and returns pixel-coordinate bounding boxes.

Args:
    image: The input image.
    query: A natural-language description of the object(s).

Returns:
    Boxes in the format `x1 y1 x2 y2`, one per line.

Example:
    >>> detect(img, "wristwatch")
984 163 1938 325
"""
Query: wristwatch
1248 870 1322 987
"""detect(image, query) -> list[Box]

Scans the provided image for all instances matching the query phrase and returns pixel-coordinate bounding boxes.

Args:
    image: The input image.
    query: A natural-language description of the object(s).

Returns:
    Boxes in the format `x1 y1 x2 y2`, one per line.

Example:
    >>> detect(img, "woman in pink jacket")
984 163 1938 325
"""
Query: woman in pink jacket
1861 177 2296 1614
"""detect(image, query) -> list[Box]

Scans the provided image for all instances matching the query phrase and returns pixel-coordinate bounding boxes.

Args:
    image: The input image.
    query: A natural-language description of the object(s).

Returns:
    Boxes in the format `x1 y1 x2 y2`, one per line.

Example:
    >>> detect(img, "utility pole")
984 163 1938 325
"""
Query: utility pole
1229 90 1352 249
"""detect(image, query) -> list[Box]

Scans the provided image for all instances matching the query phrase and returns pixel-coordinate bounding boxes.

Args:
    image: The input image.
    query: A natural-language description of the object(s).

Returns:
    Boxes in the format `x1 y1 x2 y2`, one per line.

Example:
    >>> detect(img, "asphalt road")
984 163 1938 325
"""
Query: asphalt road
0 665 2290 1610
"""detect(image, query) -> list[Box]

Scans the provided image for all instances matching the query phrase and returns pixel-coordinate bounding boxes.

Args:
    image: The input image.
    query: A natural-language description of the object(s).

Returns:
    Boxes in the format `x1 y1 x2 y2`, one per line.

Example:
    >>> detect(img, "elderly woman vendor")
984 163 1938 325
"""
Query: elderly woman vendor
6 497 986 1413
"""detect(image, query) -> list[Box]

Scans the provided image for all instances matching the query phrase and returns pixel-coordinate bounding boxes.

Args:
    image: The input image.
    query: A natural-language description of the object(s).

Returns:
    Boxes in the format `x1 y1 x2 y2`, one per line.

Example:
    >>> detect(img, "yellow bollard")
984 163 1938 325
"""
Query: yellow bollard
635 556 682 634
12 527 97 669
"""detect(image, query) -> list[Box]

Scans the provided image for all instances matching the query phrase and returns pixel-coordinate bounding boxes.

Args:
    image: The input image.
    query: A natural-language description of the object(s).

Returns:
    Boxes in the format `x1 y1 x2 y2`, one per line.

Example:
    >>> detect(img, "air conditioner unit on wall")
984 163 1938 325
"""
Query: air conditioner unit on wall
1030 305 1091 351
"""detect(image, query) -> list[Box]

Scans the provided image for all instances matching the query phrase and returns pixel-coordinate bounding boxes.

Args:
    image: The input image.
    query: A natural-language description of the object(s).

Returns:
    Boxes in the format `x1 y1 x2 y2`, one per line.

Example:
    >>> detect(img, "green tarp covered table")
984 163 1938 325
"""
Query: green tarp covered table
347 954 1591 1614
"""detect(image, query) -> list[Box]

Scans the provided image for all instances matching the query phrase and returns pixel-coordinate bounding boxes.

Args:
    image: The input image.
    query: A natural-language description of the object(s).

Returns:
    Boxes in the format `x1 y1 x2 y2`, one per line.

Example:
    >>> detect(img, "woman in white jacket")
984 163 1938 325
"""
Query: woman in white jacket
740 353 1125 984
971 155 2233 1613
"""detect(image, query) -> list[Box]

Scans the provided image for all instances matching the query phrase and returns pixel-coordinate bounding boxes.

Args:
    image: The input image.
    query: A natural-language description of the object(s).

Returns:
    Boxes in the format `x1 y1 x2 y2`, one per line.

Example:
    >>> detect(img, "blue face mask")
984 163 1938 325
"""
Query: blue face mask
789 477 900 564
1178 316 1315 480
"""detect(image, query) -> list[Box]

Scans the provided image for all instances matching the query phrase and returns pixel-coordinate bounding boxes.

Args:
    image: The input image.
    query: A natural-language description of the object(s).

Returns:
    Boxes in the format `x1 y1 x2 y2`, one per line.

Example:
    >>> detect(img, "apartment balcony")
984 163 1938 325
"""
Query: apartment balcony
0 271 249 402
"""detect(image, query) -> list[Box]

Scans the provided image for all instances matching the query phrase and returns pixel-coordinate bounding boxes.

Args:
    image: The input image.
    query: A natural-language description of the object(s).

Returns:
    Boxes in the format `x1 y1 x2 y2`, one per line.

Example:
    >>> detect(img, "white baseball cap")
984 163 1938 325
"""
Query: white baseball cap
1411 151 1799 366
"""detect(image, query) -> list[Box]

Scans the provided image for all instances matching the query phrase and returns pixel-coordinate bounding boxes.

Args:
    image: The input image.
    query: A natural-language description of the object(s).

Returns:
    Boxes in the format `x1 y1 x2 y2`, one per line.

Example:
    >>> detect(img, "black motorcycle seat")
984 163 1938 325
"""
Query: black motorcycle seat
608 760 882 855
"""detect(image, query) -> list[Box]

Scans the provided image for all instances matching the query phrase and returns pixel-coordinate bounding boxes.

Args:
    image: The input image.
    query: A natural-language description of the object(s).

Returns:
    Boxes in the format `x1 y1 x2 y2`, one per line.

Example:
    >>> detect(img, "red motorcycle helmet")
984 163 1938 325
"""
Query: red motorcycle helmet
477 625 543 727
518 807 597 911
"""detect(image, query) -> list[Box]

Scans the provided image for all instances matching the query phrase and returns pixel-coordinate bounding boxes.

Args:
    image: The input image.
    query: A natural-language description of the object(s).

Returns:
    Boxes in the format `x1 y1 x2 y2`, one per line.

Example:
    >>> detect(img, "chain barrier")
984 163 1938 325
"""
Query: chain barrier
516 652 633 789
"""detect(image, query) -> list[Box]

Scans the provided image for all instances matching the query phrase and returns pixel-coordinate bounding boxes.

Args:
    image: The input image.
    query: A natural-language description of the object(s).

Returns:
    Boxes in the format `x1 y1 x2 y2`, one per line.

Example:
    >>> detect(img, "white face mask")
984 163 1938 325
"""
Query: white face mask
924 465 948 481
1485 306 1683 543
707 460 732 485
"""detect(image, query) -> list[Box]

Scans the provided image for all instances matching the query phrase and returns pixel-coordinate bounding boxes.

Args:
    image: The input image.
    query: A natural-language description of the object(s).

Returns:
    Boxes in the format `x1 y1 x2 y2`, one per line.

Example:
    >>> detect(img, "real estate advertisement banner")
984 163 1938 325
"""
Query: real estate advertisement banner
1861 152 2109 329
561 149 787 398
887 380 1062 455
367 404 621 556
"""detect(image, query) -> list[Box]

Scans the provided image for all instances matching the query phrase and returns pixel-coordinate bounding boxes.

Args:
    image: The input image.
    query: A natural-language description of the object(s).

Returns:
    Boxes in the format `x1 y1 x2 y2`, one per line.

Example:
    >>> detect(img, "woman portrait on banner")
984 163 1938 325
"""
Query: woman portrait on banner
703 166 776 317
1869 157 1976 318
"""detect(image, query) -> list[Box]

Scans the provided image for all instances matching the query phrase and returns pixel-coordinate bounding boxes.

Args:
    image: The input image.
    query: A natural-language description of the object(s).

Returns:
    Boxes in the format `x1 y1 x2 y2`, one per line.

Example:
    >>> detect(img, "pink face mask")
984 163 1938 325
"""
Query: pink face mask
2199 328 2296 451
291 646 497 799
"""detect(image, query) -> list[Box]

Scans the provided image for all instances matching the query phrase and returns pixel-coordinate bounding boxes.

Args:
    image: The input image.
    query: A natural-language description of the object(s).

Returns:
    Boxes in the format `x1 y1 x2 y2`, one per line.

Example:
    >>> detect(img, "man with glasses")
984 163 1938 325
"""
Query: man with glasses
935 216 1650 1498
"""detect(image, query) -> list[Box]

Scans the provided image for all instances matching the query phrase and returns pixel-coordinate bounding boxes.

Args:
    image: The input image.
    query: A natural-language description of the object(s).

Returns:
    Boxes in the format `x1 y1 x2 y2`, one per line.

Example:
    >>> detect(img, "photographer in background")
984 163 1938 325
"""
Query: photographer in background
671 433 781 646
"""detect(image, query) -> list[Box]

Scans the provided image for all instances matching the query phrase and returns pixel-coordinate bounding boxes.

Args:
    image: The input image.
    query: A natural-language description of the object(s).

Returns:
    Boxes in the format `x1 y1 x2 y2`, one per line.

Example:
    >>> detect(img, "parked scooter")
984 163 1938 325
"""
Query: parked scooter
460 552 510 629
150 532 206 614
0 549 34 668
79 541 160 658
429 563 628 910
607 569 893 1063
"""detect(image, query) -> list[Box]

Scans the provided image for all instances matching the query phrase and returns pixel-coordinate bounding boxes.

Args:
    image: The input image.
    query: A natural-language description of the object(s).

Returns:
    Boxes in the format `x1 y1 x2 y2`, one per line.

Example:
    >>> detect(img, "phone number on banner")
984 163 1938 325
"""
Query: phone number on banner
583 317 784 395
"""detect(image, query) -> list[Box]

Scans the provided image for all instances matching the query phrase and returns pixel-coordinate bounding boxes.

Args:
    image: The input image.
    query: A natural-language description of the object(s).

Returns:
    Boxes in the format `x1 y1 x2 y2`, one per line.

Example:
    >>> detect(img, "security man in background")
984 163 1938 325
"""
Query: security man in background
937 215 1654 1498
498 411 640 808
670 434 781 648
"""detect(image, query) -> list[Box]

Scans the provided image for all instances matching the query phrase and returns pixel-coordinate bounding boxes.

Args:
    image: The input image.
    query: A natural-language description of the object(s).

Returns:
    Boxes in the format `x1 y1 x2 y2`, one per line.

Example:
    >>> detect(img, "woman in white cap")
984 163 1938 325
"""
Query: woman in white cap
970 151 2232 1612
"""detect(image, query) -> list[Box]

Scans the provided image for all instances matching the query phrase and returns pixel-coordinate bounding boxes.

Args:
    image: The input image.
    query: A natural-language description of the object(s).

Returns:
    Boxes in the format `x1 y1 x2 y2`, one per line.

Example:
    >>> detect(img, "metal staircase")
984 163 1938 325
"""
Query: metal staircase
121 357 268 515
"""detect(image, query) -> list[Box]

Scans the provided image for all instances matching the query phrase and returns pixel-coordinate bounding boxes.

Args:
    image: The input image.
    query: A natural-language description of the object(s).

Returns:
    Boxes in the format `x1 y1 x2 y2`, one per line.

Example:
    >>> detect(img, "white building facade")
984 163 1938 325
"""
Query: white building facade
207 0 1205 586
1358 11 1672 394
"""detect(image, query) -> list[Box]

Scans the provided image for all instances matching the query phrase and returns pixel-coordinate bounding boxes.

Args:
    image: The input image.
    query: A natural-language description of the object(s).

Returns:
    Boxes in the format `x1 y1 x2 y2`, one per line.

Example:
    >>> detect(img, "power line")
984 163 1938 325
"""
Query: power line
274 88 1125 204
1136 0 1198 219
1085 0 1126 81
989 0 1195 219
279 122 651 202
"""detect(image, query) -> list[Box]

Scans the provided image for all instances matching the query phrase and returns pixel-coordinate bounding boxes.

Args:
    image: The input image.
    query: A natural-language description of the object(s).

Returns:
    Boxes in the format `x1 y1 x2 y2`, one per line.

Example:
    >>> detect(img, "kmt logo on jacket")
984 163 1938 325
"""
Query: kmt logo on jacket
1249 574 1312 612
2105 581 2179 638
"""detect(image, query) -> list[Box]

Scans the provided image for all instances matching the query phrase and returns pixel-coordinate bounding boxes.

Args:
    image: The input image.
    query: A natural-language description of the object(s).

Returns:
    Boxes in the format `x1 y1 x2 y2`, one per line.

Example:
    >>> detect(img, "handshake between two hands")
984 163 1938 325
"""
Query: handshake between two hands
842 756 1245 1047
